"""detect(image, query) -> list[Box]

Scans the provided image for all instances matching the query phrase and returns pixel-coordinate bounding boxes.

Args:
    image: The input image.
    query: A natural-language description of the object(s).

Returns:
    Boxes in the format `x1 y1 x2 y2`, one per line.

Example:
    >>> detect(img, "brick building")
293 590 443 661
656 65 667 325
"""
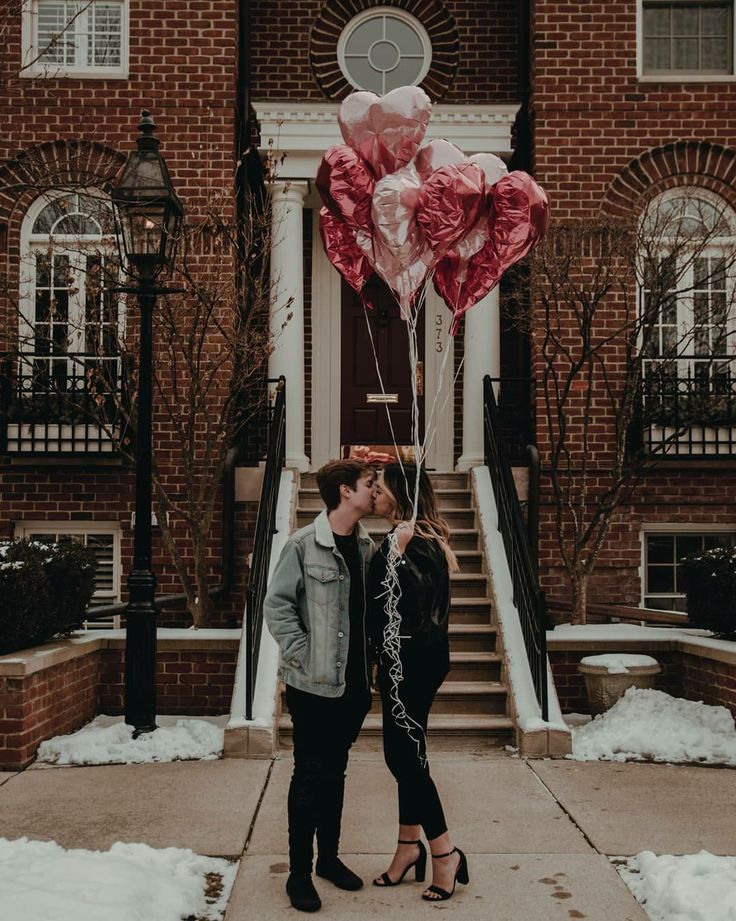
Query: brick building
1 0 734 623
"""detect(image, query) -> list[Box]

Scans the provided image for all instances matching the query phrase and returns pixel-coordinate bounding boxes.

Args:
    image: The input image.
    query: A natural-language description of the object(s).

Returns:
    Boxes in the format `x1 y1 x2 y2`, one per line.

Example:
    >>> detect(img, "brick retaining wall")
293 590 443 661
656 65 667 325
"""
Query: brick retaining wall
0 631 240 771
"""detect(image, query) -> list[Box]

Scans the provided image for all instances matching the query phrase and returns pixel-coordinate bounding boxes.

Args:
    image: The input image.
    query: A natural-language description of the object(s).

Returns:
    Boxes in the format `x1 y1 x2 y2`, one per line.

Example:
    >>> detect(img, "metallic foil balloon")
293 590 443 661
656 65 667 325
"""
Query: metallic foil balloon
415 139 465 182
319 207 374 295
434 251 498 335
371 165 423 253
316 144 375 230
467 153 508 191
355 226 432 313
487 171 550 277
415 162 486 257
338 86 432 179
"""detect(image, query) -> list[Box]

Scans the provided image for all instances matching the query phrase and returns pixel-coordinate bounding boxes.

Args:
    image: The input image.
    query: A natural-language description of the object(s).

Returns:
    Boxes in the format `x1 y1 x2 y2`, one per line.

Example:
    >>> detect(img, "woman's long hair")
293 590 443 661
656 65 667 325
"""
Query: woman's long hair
380 464 459 572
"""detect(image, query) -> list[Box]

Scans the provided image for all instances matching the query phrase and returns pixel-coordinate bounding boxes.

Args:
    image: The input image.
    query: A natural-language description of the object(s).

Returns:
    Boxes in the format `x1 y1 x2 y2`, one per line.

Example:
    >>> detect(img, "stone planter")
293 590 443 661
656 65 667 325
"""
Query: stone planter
578 654 662 715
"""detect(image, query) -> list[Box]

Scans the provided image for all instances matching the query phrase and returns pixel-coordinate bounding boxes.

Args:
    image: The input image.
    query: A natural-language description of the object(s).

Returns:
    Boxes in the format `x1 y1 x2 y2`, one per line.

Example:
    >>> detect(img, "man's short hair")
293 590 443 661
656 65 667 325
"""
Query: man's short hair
316 459 374 511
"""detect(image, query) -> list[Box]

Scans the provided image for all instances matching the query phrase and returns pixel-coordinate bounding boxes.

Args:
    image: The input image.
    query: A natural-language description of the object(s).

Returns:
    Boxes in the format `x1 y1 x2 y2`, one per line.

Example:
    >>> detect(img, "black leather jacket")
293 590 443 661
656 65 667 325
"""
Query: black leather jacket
367 533 451 656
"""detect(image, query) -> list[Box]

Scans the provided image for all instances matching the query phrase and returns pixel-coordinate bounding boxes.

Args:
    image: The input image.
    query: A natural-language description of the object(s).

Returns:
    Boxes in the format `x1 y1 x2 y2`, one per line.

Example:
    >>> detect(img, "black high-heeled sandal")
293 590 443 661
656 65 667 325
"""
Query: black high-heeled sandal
373 838 427 886
421 847 469 901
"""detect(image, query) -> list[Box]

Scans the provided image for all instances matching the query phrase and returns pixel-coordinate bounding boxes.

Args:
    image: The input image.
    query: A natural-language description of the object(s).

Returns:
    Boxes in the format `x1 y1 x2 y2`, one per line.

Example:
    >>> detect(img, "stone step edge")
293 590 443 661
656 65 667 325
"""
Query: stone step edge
278 713 514 733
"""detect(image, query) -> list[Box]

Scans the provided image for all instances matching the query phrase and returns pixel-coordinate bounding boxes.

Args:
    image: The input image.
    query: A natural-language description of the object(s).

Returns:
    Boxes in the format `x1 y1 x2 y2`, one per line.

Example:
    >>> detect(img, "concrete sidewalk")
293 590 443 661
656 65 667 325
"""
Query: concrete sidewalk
1 750 734 920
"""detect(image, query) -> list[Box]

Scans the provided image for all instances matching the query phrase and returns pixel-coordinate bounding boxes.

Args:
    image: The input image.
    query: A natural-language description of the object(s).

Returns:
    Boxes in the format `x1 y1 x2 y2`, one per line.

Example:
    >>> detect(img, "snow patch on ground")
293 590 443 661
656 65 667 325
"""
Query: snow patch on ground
579 653 660 674
0 838 237 921
570 688 736 766
37 718 224 765
615 851 736 921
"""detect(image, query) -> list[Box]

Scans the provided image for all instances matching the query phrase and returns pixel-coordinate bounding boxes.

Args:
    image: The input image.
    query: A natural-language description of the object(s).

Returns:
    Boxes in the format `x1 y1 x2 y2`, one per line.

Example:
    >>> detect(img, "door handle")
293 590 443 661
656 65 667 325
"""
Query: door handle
416 360 424 396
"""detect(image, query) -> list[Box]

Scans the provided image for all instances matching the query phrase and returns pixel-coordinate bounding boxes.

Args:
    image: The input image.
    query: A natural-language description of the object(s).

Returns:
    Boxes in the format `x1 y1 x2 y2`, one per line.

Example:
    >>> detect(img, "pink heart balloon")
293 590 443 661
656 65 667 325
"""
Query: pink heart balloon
487 171 550 277
338 85 432 179
371 166 423 253
355 225 432 313
319 207 374 295
434 249 499 335
316 144 375 229
416 162 486 257
467 153 508 191
415 139 466 182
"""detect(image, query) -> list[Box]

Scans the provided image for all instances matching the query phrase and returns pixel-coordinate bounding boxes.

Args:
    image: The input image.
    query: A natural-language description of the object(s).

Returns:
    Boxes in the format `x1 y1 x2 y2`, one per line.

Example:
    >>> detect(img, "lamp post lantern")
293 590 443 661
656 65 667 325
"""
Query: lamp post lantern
112 110 183 734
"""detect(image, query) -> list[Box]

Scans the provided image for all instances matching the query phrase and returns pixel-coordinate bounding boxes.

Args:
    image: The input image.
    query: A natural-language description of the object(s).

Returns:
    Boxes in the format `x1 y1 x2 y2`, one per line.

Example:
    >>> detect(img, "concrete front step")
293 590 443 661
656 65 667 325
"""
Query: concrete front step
297 487 473 512
448 623 497 653
278 711 515 750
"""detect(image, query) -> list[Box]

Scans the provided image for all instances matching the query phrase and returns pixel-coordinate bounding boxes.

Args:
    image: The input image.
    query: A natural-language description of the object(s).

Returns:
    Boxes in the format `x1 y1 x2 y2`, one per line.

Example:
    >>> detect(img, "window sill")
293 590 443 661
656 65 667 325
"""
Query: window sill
19 66 129 80
638 74 736 84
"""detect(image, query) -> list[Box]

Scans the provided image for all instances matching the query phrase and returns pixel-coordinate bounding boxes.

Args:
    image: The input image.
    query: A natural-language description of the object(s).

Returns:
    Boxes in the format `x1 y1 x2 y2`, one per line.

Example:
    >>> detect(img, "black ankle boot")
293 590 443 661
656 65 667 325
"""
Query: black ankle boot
286 873 322 912
316 856 364 890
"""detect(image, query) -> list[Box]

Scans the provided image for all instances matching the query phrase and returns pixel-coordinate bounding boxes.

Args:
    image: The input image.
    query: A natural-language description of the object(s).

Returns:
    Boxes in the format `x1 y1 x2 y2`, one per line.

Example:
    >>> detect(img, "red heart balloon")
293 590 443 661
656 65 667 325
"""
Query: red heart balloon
416 162 486 258
316 144 375 230
319 207 374 295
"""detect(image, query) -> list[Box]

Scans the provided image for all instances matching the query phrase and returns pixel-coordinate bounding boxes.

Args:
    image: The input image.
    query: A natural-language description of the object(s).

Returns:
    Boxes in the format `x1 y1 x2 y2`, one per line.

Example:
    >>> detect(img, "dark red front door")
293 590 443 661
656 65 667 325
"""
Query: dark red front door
340 278 425 447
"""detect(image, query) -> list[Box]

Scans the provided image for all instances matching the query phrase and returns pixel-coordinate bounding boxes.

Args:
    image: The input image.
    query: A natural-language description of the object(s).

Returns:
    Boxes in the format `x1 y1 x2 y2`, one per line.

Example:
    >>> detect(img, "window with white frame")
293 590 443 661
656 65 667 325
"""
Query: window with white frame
337 7 431 94
639 189 736 453
19 191 123 398
643 529 736 610
15 522 121 603
23 0 128 78
640 1 735 77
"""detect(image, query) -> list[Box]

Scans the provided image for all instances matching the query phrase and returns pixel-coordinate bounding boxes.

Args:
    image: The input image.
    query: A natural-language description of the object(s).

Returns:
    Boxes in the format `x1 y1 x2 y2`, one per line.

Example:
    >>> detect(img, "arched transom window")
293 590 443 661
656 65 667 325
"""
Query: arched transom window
337 7 432 94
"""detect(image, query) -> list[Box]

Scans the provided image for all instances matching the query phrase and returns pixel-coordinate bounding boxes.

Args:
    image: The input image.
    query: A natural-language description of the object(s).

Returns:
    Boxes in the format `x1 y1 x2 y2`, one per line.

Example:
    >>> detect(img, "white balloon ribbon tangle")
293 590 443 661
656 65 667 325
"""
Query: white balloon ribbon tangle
317 85 549 764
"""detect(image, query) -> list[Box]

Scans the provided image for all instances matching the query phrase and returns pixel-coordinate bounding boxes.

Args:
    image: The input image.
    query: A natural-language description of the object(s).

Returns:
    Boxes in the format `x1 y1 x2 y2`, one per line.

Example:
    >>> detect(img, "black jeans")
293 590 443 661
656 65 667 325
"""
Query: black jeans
379 642 450 841
286 683 371 875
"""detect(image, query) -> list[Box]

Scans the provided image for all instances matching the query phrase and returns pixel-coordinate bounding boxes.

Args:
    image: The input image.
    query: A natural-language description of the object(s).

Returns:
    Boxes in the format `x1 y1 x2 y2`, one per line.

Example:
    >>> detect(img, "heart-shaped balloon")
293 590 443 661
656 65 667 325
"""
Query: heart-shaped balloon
415 139 466 182
319 207 374 295
434 249 499 335
467 153 508 191
338 85 432 179
316 144 375 229
416 162 486 257
487 171 550 277
356 226 432 314
371 165 423 254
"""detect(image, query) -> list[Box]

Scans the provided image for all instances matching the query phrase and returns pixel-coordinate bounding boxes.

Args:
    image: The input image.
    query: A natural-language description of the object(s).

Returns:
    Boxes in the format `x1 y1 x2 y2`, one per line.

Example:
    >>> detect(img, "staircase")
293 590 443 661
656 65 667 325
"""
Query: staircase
277 472 515 751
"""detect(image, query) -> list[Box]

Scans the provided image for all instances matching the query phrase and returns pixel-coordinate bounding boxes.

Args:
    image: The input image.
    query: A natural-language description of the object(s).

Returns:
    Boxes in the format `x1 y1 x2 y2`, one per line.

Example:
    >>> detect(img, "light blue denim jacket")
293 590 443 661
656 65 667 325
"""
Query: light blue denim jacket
263 509 374 697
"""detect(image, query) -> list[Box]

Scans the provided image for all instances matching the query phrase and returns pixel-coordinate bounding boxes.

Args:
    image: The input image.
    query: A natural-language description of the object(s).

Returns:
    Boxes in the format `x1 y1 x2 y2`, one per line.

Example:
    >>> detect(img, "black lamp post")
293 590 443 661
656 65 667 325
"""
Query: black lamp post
112 110 183 734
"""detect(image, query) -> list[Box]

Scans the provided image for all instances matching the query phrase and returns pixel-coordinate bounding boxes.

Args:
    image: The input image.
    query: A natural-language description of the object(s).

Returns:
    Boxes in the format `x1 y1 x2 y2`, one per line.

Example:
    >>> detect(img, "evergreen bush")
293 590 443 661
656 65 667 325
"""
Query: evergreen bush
0 539 97 655
680 546 736 639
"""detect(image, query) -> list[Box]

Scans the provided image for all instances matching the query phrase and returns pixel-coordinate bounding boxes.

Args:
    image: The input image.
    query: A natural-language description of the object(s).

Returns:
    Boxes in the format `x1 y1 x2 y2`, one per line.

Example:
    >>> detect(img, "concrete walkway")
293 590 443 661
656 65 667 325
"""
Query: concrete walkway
1 749 734 920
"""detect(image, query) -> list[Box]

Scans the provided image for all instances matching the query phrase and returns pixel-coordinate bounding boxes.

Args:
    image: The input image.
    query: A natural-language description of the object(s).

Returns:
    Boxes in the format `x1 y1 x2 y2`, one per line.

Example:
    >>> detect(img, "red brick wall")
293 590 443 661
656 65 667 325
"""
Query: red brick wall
681 652 736 715
0 650 102 770
249 0 517 104
0 639 239 770
530 3 736 609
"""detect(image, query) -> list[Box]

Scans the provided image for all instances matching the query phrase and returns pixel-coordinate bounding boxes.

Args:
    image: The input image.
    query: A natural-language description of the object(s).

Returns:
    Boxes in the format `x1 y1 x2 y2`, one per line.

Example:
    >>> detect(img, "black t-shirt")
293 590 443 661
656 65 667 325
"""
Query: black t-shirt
333 531 367 692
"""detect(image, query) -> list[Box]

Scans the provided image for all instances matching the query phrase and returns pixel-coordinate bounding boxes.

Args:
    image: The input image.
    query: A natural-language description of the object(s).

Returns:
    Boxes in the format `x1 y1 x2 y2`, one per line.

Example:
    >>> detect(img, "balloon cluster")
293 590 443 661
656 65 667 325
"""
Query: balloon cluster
317 85 549 333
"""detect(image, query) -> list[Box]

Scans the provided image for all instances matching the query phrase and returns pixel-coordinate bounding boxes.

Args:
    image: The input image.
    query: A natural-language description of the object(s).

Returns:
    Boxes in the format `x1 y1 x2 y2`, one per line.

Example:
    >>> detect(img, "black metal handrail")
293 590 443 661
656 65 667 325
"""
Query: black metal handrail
245 375 286 720
483 375 548 721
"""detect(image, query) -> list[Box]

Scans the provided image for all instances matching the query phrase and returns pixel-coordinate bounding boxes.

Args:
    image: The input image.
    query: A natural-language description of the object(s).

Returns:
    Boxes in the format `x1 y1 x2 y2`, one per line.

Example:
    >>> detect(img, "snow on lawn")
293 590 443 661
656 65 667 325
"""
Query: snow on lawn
570 688 736 766
615 851 736 921
0 838 237 921
37 718 224 765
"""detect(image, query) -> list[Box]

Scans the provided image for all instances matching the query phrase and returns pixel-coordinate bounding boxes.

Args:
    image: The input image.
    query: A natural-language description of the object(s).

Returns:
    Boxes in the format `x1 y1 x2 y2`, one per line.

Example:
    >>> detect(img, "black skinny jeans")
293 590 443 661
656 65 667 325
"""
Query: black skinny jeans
379 641 450 841
286 683 371 875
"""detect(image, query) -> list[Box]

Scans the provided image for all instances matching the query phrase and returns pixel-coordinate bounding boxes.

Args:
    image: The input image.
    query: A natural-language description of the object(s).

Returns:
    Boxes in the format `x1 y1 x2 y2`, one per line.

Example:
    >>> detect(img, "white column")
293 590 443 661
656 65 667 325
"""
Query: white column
456 286 500 470
269 181 309 472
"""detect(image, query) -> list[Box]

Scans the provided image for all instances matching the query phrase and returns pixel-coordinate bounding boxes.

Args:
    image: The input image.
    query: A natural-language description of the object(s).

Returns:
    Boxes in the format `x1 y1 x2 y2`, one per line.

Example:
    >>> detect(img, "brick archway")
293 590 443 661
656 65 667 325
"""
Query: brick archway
0 140 125 227
602 141 736 218
310 0 459 101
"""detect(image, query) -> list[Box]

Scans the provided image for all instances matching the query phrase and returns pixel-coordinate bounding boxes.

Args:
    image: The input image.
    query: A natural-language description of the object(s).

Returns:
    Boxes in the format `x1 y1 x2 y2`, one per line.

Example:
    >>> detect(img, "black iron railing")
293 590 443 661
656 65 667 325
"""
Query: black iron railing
245 376 286 720
483 375 548 721
0 352 129 454
487 376 535 465
637 357 736 457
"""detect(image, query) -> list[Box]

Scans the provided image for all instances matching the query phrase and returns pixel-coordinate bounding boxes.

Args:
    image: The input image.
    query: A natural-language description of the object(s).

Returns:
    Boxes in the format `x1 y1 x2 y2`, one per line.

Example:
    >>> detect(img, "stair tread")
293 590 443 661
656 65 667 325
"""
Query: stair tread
279 713 514 731
450 597 493 607
448 623 496 634
451 651 502 662
435 680 507 695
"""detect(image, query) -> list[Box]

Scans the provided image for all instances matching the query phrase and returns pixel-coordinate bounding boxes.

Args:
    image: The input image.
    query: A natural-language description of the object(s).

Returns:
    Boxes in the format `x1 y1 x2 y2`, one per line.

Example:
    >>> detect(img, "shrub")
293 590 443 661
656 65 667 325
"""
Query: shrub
0 539 97 655
679 546 736 639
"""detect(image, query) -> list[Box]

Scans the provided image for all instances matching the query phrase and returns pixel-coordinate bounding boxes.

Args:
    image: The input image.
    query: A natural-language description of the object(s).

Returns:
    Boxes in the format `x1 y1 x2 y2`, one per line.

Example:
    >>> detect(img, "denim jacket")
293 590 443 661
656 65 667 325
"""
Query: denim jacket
263 509 375 697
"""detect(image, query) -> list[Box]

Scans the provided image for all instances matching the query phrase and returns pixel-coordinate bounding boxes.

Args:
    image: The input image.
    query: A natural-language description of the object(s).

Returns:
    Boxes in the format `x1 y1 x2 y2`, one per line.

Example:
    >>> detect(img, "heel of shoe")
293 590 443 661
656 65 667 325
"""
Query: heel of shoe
456 848 469 886
415 842 427 883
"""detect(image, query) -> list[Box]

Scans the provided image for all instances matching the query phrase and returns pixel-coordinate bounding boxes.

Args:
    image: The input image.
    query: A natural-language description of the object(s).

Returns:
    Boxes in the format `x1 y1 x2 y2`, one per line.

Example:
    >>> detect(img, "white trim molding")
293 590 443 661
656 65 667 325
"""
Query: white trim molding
255 102 520 179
